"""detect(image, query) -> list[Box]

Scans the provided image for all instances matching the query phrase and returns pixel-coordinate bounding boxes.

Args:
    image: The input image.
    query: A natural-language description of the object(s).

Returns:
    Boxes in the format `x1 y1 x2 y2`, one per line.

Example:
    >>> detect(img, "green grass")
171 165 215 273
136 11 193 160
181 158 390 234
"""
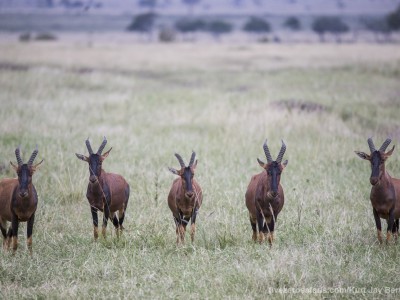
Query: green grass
1 41 400 299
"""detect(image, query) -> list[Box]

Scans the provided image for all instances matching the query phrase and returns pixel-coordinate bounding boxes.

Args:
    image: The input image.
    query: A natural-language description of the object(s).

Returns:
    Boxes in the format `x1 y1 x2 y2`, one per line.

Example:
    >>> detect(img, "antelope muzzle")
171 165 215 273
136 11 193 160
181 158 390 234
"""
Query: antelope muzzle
185 191 194 199
89 175 97 183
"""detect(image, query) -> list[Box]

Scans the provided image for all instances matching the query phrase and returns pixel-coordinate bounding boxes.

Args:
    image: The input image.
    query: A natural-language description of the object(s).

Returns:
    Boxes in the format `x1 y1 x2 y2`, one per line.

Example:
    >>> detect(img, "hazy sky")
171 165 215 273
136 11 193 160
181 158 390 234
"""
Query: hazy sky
3 0 400 15
100 0 400 14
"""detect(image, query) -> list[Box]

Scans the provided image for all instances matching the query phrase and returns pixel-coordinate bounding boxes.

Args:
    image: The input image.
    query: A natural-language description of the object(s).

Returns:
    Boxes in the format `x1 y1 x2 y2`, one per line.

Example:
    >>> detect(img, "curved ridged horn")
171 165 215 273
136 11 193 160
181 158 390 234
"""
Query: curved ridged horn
263 139 273 163
85 137 94 155
97 136 107 155
174 153 186 168
15 146 23 166
367 137 376 153
276 140 286 164
28 145 38 166
379 138 392 152
189 151 196 167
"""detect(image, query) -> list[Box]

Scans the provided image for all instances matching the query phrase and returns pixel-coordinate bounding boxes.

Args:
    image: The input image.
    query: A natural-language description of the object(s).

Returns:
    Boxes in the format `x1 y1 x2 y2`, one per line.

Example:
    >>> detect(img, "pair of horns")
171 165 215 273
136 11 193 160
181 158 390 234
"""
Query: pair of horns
86 136 107 155
174 151 196 168
367 137 391 153
15 146 39 167
262 139 286 164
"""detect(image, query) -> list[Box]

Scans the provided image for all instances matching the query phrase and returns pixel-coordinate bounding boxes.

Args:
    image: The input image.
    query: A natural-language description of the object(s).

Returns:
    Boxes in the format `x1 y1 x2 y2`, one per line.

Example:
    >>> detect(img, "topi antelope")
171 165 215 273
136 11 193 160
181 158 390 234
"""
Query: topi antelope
245 139 288 245
76 137 130 240
0 146 43 254
168 151 203 244
355 138 400 244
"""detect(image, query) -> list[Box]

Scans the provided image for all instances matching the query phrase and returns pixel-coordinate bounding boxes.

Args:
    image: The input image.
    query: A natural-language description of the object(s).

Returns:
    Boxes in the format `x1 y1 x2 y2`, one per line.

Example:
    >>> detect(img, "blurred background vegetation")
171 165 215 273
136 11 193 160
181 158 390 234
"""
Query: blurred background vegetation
0 0 399 43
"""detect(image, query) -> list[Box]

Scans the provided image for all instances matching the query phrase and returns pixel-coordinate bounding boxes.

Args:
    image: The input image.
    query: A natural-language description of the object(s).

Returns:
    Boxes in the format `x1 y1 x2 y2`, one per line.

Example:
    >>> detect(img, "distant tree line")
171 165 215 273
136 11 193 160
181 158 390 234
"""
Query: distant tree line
126 4 400 43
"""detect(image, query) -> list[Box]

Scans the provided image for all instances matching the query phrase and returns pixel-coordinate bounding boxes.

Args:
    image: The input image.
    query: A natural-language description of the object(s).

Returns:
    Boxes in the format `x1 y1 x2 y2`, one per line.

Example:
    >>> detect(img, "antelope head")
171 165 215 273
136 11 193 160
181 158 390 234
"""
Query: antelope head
76 137 112 184
257 139 288 198
355 138 395 186
10 146 43 198
169 151 197 200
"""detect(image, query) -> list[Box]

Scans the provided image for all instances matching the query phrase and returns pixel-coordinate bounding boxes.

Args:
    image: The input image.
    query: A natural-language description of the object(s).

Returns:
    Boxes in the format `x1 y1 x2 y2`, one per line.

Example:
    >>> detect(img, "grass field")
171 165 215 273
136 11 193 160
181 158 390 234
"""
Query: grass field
0 40 400 299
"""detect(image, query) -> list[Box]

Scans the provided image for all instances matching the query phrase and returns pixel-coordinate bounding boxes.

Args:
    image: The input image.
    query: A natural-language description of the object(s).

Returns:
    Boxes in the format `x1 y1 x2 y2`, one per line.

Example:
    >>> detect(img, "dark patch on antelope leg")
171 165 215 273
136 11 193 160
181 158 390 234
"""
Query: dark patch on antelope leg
91 206 99 240
267 219 275 246
102 208 110 238
112 214 121 238
118 211 125 229
256 209 265 243
27 213 35 255
373 208 382 244
190 208 198 242
394 219 400 241
112 214 119 228
386 208 395 244
11 213 19 253
250 216 257 242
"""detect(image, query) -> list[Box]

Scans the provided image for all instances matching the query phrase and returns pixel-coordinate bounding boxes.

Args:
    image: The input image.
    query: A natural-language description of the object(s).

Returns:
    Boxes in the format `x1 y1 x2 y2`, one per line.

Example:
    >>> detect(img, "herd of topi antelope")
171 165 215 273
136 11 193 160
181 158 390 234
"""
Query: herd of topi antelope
0 136 399 255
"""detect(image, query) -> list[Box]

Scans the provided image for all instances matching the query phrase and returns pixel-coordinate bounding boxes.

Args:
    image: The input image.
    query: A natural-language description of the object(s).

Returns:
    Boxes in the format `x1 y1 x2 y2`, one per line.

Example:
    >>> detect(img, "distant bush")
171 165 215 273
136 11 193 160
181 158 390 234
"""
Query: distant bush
35 32 57 41
19 32 31 42
312 16 349 42
159 27 176 42
283 16 301 31
362 17 391 42
206 20 233 40
386 5 400 31
243 17 271 34
175 19 206 33
127 13 157 33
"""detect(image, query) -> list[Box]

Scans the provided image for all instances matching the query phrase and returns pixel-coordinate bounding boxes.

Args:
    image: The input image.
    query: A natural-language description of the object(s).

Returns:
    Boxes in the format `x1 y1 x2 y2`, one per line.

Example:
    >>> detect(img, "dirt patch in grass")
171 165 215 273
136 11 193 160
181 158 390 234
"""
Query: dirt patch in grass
272 99 328 113
0 62 30 72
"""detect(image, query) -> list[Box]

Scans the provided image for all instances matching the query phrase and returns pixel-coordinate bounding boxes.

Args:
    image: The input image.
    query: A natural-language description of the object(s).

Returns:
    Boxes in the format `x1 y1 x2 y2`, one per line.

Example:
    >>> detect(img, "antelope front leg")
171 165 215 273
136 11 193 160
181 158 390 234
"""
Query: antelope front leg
27 213 35 256
256 210 265 244
190 208 199 242
0 221 7 250
102 208 110 239
267 218 275 246
6 227 12 250
91 207 99 240
393 219 399 242
11 214 19 254
373 208 382 244
112 213 121 238
249 215 257 242
174 216 185 245
386 208 395 244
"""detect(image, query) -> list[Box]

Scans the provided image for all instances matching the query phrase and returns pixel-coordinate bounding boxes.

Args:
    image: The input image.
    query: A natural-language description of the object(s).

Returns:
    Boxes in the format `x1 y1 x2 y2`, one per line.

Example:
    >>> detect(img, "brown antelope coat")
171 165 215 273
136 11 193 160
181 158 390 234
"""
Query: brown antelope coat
245 139 287 245
355 138 400 243
168 152 203 244
0 147 42 254
76 137 130 239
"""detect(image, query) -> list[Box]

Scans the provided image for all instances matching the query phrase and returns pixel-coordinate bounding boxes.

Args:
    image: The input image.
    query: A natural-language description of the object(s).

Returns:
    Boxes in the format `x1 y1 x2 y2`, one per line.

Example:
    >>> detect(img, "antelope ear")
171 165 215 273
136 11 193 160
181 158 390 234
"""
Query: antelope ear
32 159 44 172
192 159 198 170
257 158 266 169
168 167 179 175
75 153 89 162
355 151 370 160
385 145 395 157
102 147 112 159
282 159 288 168
10 161 18 171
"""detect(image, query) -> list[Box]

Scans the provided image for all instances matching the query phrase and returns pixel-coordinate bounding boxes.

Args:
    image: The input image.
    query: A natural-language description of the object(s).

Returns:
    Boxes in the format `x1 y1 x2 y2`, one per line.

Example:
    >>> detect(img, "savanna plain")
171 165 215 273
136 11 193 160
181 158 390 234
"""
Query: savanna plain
0 39 400 299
